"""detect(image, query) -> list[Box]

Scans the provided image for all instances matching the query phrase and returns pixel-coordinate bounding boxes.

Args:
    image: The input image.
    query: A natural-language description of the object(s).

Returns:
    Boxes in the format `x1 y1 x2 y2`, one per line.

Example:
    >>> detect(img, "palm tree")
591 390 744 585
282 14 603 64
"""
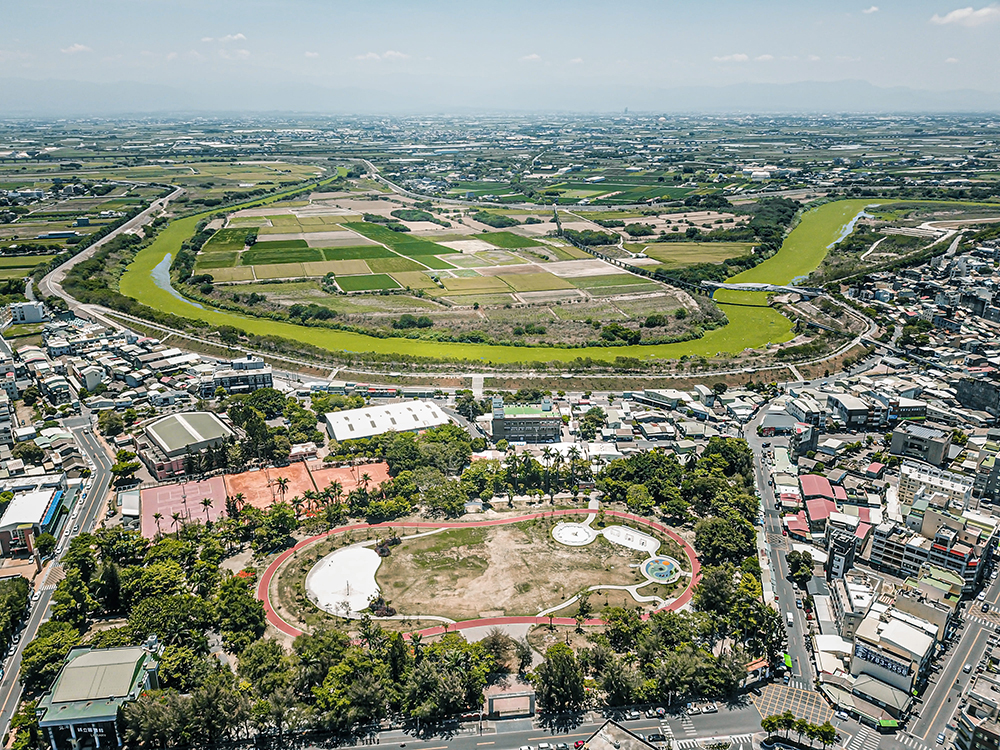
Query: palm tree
302 490 319 515
540 447 554 499
291 496 303 520
233 492 246 513
328 480 344 509
200 497 213 523
153 512 163 536
171 512 182 539
566 445 582 487
274 476 289 505
360 472 372 495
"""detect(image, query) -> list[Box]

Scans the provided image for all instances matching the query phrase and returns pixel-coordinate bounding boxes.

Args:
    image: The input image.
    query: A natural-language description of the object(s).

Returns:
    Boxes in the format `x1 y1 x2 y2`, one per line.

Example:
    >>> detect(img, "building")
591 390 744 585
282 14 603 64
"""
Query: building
35 644 160 750
491 396 562 444
829 570 879 640
850 608 935 709
827 392 872 430
2 301 46 327
199 354 273 397
0 487 65 557
898 462 973 509
324 400 451 443
890 423 952 467
136 411 235 480
956 672 1000 750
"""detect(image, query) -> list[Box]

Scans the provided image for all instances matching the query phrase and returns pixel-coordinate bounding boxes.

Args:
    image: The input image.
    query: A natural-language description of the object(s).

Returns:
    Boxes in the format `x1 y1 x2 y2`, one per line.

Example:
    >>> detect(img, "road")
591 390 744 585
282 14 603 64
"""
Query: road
38 187 184 312
0 408 114 740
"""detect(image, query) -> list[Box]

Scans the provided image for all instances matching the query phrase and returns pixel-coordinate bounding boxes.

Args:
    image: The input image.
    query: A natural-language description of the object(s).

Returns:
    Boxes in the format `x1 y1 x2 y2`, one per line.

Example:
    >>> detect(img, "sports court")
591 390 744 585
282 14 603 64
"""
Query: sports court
223 462 316 510
140 476 228 538
308 462 391 496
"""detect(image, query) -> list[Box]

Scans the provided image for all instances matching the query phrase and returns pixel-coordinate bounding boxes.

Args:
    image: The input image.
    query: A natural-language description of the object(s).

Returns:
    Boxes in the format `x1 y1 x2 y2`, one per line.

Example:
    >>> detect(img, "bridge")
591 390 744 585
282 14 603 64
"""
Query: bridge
700 281 826 299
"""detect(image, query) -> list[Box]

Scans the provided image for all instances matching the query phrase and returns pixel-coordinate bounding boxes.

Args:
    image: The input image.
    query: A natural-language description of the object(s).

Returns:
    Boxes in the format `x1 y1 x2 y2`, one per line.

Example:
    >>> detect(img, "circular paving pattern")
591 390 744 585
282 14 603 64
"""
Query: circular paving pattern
642 555 682 584
551 521 598 546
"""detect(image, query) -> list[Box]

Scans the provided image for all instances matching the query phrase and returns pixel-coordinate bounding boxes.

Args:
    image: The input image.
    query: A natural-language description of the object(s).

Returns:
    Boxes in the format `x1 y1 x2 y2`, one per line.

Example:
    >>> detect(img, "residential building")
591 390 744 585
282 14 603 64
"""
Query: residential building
199 354 273 397
1 301 46 327
898 462 973 508
956 672 1000 750
0 486 66 556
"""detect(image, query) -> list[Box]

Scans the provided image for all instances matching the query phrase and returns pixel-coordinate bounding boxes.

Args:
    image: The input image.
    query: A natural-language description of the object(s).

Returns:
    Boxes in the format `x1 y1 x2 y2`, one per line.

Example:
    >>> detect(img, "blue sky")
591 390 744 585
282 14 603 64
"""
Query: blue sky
2 1 998 105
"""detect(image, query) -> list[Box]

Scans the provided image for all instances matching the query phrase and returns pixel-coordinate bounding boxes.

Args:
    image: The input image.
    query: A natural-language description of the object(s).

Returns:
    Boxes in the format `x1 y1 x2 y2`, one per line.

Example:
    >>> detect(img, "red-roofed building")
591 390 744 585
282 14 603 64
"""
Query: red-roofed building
834 486 849 503
800 474 835 501
785 511 810 541
866 462 886 479
806 496 838 531
856 522 872 542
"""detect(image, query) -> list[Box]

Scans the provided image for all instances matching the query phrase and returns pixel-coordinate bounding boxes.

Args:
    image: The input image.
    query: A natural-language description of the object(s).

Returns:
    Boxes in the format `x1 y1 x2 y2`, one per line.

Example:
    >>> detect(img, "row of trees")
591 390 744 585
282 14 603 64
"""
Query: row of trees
761 712 838 750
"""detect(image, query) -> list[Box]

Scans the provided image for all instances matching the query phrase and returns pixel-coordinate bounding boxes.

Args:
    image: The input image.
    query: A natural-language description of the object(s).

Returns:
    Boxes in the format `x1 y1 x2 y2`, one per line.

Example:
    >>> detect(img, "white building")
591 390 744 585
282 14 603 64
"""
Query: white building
325 400 451 443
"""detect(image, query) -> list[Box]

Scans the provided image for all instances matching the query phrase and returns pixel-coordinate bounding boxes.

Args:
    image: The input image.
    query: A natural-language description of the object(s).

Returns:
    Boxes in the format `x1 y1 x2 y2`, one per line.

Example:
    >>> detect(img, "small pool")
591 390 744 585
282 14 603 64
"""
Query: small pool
644 556 681 583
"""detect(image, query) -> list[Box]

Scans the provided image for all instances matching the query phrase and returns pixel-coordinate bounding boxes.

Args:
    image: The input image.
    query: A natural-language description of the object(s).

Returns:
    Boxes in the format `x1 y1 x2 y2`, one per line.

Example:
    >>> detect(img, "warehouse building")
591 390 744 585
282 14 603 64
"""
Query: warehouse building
137 411 235 480
324 400 451 443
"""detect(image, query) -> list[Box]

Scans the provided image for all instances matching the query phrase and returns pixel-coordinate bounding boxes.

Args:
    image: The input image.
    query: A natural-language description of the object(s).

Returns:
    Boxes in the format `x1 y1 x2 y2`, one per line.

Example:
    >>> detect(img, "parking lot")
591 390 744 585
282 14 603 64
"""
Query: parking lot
753 684 833 725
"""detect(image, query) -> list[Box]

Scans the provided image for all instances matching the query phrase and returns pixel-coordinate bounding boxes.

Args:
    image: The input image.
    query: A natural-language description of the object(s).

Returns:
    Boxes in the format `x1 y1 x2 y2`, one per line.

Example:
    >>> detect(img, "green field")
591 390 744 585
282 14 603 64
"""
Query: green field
242 245 322 265
203 228 251 253
479 231 542 249
336 274 400 292
120 194 885 363
322 246 395 261
637 242 754 268
0 255 56 268
344 222 457 256
499 272 575 292
196 252 240 269
569 273 659 290
366 257 426 273
249 239 309 251
417 255 455 270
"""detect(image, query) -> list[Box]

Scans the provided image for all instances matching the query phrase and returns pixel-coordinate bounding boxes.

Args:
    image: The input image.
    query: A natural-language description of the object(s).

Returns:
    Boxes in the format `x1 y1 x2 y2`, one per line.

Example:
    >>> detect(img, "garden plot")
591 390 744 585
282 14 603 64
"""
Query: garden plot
439 239 497 253
544 259 626 278
301 260 370 276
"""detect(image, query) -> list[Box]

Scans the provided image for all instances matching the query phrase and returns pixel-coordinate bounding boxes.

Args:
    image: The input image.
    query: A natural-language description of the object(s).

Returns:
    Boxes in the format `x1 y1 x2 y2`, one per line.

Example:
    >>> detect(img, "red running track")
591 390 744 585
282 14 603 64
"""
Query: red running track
256 509 702 639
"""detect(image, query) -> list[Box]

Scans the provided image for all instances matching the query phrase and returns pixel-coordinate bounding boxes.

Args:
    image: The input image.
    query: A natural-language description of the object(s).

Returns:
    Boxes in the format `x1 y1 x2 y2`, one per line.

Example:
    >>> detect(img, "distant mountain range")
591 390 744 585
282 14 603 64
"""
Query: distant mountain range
3 76 1000 116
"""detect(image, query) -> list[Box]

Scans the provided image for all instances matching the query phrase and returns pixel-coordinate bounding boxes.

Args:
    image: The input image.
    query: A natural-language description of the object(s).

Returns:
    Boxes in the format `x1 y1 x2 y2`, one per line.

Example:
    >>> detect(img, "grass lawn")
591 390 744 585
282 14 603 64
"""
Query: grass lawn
586 282 664 297
366 257 426 273
638 242 754 268
344 222 457 256
249 239 309 252
321 246 395 261
336 273 400 292
499 272 575 292
242 244 322 265
479 231 541 249
450 269 482 278
227 216 268 227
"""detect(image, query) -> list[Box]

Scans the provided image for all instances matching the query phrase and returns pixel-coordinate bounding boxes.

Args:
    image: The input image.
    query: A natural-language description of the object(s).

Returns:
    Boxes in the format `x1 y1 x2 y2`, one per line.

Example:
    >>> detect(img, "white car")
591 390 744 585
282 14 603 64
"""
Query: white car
979 592 987 601
835 711 849 721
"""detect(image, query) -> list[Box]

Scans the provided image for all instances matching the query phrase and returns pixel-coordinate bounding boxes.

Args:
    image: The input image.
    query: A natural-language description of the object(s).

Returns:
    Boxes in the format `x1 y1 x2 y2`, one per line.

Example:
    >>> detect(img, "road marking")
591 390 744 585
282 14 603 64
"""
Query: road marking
920 626 985 740
530 734 589 741
477 742 495 746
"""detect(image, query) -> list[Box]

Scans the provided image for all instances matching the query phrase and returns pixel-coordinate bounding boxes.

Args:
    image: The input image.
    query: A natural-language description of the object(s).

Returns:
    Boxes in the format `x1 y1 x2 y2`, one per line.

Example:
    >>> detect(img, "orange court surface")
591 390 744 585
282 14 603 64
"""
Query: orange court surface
138 461 391 537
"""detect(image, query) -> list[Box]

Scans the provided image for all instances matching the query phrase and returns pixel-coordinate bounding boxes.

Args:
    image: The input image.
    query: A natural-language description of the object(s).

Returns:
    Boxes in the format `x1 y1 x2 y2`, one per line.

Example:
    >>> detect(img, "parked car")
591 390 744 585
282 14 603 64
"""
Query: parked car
937 734 946 745
835 711 849 721
979 592 987 601
575 742 586 749
687 705 701 716
702 703 718 714
624 710 641 721
984 603 991 613
964 664 973 673
796 599 803 609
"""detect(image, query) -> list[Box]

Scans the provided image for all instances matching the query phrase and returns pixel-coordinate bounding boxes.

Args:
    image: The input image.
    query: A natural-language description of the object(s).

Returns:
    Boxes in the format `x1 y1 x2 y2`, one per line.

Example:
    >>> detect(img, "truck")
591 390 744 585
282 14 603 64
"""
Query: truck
786 612 794 627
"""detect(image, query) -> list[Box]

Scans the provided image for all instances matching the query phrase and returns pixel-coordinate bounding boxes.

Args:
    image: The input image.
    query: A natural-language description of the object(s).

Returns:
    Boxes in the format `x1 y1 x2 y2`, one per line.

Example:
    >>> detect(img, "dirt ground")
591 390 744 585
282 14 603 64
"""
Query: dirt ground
377 521 652 621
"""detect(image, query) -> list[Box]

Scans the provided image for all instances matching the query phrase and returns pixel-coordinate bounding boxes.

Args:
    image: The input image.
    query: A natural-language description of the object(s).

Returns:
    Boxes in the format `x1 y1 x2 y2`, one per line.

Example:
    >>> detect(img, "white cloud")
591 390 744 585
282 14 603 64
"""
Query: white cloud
931 6 1000 26
569 57 584 64
712 53 748 63
60 43 92 54
520 53 542 61
219 33 246 42
862 5 879 13
304 51 319 59
219 48 250 60
755 54 774 61
945 56 960 62
201 37 214 42
166 51 178 61
354 50 408 62
807 54 821 61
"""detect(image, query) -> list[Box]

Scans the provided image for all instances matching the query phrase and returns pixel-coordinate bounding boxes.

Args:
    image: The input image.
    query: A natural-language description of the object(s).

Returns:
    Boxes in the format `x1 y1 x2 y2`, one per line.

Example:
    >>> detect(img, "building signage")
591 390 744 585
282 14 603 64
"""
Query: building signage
854 643 911 676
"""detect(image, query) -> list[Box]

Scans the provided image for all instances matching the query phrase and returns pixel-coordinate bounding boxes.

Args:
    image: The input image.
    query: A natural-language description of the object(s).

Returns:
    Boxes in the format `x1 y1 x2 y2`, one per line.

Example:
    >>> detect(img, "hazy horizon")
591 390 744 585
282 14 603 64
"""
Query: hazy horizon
4 0 1000 114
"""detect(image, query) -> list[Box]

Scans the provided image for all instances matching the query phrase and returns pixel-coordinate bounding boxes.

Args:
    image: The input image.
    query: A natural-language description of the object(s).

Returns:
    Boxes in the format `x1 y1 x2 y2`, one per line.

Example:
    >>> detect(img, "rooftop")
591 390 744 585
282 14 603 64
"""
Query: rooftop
325 400 450 442
144 411 233 457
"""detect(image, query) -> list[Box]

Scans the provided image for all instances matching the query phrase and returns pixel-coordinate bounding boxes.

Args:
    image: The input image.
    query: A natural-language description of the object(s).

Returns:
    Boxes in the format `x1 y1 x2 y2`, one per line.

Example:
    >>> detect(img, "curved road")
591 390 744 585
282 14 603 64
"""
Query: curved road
257 508 701 639
39 187 184 311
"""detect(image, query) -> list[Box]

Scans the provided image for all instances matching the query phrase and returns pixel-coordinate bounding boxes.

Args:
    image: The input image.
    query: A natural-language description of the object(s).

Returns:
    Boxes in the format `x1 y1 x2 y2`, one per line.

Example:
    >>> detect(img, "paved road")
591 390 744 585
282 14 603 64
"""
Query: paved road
38 187 183 311
0 408 113 739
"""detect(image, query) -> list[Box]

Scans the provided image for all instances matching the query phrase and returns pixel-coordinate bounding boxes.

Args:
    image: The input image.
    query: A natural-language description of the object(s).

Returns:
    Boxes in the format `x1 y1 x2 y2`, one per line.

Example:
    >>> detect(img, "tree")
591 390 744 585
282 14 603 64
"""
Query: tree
8 699 41 750
786 550 815 588
534 643 585 714
11 440 45 465
159 645 212 692
216 573 266 654
694 516 755 566
97 410 124 437
34 532 57 557
111 448 141 483
693 564 736 616
814 721 837 750
245 387 287 419
625 484 654 515
19 622 80 694
61 533 97 583
51 568 95 630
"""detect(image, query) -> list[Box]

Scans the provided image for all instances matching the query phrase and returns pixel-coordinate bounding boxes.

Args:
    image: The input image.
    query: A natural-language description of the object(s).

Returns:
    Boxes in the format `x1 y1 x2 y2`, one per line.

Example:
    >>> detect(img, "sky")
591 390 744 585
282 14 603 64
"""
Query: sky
2 0 999 112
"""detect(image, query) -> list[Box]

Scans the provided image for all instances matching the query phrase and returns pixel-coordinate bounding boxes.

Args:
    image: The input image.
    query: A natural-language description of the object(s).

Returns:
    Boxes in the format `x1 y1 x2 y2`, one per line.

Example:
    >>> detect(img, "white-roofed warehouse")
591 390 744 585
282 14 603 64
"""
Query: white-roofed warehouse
325 401 451 442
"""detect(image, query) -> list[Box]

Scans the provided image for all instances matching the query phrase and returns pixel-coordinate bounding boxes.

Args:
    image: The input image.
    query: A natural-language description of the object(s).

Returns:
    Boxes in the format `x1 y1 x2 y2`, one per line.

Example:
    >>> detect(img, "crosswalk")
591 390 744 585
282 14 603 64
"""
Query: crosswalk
679 715 697 736
897 734 933 750
786 678 812 690
966 614 998 629
674 735 754 750
845 727 880 750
